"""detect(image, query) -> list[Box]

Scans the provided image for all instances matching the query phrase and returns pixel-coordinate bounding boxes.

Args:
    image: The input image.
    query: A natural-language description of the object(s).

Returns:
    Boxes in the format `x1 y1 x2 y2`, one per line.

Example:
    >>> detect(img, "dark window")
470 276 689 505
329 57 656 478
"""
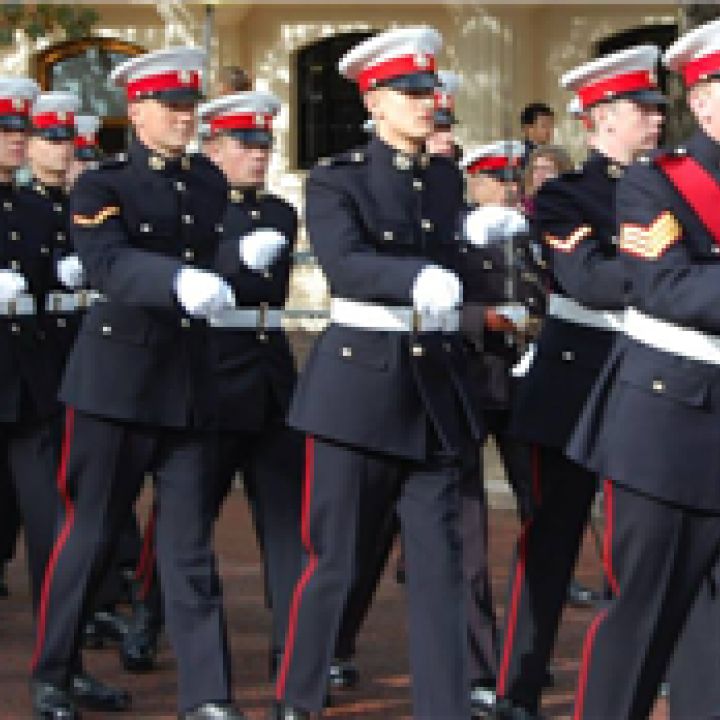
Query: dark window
35 38 146 155
296 31 374 170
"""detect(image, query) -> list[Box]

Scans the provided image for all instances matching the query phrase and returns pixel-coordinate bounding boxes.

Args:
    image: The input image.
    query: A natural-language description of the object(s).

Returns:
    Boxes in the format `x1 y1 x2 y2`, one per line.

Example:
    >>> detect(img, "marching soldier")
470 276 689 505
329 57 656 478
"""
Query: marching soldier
30 48 246 720
120 90 306 682
273 27 482 720
495 46 665 719
459 140 541 717
567 18 720 718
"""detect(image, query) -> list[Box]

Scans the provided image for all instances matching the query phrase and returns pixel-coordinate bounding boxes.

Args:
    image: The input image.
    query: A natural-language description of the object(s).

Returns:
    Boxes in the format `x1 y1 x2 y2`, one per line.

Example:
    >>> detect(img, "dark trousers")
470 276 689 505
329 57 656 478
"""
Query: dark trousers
485 408 536 522
0 467 21 566
275 436 470 718
0 415 63 610
497 445 597 713
669 560 720 719
575 482 720 720
31 408 231 713
215 425 303 653
461 444 500 689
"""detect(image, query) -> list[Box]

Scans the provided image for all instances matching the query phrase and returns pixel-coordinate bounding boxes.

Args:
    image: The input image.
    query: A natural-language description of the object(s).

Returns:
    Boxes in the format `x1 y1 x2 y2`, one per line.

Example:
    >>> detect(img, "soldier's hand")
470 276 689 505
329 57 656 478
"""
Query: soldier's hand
238 228 288 272
412 265 462 315
464 205 528 247
56 254 85 290
0 269 27 301
174 267 236 319
484 307 517 333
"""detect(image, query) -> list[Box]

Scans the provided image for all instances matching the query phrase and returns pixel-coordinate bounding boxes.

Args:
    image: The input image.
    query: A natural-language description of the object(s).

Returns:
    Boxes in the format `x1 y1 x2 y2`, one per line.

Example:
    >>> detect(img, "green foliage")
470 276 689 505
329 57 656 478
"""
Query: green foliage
0 3 99 45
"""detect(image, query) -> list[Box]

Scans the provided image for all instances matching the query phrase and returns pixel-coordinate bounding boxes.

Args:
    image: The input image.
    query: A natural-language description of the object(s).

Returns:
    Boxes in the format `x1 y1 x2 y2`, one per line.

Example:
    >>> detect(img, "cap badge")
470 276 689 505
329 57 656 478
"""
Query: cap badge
178 69 192 85
415 53 430 69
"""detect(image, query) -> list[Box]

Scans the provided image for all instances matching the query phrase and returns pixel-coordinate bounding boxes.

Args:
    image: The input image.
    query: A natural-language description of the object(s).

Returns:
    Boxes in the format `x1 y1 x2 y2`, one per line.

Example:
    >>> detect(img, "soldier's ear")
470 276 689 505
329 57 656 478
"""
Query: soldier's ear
363 88 381 118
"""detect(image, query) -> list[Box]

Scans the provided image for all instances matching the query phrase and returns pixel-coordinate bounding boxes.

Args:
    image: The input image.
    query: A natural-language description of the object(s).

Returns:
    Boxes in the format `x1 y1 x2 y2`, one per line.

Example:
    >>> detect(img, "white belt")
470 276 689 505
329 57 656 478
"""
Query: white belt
625 308 720 366
45 290 104 314
548 293 624 332
208 305 284 330
0 293 35 316
330 297 460 333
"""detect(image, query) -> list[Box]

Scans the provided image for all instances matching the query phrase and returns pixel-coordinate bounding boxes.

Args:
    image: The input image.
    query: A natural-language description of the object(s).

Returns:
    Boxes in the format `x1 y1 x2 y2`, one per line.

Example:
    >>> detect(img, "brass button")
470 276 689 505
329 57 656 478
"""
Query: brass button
413 179 423 191
562 350 574 362
175 180 186 192
9 259 19 270
258 331 268 343
56 231 65 242
482 259 493 270
101 324 112 335
652 379 665 393
216 223 224 233
9 230 19 241
421 219 433 231
412 344 424 357
10 323 19 334
341 346 352 358
3 200 11 211
53 203 63 213
181 318 191 329
182 214 194 225
183 248 195 261
443 341 452 352
140 223 152 233
262 270 272 279
40 245 49 255
57 317 67 328
712 247 720 255
230 189 243 203
250 209 261 220
383 230 394 242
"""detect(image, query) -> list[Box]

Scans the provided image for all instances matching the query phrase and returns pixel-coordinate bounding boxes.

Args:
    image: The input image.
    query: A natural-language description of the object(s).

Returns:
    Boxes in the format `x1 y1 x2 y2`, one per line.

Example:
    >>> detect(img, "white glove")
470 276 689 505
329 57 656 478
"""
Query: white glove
56 254 85 289
238 228 288 272
174 267 236 319
0 269 27 301
464 205 529 247
411 265 462 316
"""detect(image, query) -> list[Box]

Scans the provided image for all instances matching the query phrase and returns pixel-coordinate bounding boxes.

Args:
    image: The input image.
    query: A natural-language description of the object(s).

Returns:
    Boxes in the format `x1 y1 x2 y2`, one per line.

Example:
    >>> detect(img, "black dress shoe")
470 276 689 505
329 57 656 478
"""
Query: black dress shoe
181 702 247 720
71 671 130 712
567 579 601 608
120 610 160 672
328 658 359 690
267 703 310 720
470 685 496 718
82 609 129 649
30 680 79 720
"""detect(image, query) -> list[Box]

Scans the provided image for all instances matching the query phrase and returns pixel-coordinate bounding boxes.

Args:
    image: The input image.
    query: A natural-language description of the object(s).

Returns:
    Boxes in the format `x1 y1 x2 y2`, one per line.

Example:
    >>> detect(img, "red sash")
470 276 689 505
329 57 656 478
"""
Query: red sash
655 154 720 244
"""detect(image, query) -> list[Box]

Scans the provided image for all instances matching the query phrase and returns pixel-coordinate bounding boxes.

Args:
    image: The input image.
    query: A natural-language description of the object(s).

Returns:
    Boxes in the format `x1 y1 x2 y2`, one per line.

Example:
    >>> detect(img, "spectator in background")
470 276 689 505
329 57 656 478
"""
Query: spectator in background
217 66 252 94
520 102 555 166
522 144 573 215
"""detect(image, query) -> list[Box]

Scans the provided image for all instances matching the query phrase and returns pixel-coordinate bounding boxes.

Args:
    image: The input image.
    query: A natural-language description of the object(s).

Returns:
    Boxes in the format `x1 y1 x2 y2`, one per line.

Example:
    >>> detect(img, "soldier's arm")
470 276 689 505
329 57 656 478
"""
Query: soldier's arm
70 170 183 309
305 170 427 303
538 180 628 310
617 163 720 334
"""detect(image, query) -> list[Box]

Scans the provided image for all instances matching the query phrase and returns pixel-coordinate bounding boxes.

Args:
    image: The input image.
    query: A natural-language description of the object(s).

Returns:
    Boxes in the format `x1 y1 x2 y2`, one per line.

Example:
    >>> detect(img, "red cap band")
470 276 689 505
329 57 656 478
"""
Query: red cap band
126 69 200 101
357 53 436 93
466 156 520 174
210 113 274 134
0 98 30 117
577 70 657 110
682 50 720 87
32 111 75 129
74 134 97 149
434 90 455 110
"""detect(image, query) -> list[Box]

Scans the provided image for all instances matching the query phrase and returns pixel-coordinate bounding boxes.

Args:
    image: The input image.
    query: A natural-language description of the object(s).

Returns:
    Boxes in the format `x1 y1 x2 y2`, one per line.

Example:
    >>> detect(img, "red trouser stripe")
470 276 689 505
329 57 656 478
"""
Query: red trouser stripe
573 480 617 719
31 407 76 670
497 518 531 695
135 503 157 582
602 479 620 596
275 435 319 701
